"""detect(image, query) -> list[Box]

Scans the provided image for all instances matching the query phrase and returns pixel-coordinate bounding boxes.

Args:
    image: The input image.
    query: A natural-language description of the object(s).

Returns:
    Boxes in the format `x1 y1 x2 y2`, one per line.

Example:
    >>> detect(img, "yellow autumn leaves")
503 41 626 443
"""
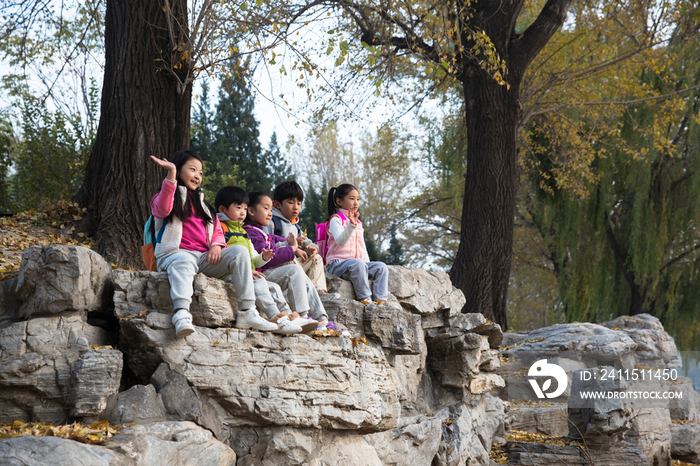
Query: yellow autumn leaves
0 420 123 445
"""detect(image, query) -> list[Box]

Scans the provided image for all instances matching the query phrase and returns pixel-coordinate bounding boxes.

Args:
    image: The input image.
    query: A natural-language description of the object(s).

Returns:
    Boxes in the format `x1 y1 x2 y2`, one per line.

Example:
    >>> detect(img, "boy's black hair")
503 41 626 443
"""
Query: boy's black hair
215 186 249 211
245 191 271 224
273 180 304 203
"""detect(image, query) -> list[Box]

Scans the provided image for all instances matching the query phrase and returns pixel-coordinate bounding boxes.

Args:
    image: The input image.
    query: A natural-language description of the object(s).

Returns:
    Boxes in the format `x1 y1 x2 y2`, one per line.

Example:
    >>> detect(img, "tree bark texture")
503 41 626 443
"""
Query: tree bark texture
75 0 192 268
450 69 520 330
449 0 575 330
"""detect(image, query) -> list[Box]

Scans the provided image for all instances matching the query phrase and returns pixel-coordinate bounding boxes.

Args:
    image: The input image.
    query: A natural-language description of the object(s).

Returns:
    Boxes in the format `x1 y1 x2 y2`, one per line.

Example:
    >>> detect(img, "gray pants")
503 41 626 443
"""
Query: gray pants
254 276 291 318
327 259 388 301
264 263 328 321
157 245 255 311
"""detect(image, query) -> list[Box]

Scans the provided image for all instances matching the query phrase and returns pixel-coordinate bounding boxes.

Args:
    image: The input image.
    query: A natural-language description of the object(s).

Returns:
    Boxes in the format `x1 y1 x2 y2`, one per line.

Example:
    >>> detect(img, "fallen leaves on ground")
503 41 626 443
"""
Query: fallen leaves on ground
0 420 122 444
0 203 93 276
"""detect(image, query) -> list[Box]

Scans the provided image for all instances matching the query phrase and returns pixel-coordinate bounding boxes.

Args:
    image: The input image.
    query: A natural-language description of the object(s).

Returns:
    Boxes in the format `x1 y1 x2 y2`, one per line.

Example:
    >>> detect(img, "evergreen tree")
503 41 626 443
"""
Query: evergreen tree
212 58 267 192
263 131 294 189
190 81 214 160
382 230 406 266
298 182 327 242
365 237 382 262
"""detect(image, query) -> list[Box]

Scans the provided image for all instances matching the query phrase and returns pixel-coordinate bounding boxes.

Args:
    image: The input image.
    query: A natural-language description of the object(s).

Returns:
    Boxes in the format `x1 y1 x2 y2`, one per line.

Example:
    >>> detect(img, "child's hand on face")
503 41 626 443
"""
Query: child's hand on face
296 249 308 263
262 248 275 261
348 208 359 225
287 233 298 250
150 155 177 183
206 245 222 265
306 245 318 260
252 270 265 279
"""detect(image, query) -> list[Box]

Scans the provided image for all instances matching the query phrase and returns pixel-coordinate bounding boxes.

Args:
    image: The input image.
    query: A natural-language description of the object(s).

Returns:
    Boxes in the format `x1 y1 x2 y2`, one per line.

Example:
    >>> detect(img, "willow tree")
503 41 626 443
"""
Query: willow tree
525 20 700 343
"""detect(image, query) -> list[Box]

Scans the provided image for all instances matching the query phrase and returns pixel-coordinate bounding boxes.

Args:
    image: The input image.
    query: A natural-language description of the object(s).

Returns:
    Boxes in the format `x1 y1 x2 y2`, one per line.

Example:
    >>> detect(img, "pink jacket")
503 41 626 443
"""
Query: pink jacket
150 178 226 257
326 209 369 263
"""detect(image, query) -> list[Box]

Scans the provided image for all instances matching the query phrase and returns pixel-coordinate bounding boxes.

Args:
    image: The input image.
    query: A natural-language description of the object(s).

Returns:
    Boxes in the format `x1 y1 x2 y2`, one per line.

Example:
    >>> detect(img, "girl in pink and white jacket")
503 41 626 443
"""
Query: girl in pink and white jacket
149 151 277 337
325 184 388 304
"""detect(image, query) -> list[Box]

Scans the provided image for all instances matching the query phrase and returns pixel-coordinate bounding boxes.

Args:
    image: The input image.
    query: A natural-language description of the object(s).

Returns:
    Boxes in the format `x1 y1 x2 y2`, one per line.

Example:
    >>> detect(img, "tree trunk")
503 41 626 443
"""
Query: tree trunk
75 0 192 268
450 67 521 331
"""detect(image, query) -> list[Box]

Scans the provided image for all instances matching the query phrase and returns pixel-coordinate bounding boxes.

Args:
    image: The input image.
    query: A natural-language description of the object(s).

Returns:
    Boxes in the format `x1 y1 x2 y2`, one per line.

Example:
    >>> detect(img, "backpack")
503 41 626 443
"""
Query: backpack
315 212 347 265
141 216 167 271
271 215 302 238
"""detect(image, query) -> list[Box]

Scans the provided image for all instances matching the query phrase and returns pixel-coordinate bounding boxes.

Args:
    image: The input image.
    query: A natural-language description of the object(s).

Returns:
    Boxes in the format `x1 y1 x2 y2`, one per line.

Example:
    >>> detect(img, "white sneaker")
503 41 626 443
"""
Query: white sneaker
273 316 302 335
289 313 319 333
172 309 195 338
236 309 278 331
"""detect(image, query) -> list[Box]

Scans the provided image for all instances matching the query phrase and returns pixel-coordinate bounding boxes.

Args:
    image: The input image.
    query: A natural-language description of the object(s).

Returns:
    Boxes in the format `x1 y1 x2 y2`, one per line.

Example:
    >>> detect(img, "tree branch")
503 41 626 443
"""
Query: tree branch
510 0 575 78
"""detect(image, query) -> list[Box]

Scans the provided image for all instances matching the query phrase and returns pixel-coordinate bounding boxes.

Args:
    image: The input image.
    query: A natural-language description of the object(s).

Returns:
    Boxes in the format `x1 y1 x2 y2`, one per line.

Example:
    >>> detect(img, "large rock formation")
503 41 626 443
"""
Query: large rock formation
0 246 505 465
4 245 697 465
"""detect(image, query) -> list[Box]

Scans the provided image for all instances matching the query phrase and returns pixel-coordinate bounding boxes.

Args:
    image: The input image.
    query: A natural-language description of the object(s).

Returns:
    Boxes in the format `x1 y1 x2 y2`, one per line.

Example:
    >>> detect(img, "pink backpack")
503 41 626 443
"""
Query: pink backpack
316 212 347 265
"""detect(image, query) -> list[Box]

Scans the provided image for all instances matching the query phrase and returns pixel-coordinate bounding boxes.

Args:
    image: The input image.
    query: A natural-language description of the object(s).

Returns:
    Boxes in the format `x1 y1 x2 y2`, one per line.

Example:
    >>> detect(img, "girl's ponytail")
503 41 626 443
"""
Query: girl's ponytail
327 187 338 219
327 184 357 220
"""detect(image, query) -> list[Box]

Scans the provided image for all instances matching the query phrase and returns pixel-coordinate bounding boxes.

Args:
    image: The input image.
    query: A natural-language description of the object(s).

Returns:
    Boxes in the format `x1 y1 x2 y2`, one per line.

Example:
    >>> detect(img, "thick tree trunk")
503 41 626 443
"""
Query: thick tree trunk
450 67 521 331
75 0 191 268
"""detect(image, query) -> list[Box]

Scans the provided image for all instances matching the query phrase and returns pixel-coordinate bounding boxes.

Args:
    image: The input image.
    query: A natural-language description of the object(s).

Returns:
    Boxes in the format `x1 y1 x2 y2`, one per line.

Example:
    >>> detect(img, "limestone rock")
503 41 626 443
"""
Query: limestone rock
0 276 19 331
150 363 200 422
433 396 506 466
69 349 123 417
119 314 401 433
504 441 648 465
364 413 446 466
669 376 700 422
467 373 506 395
623 408 671 466
230 426 381 466
106 421 236 465
387 266 465 316
105 384 168 426
507 405 569 437
15 245 112 319
427 332 493 388
0 315 112 422
322 297 366 337
447 313 503 349
504 322 638 368
112 269 237 328
602 314 681 368
0 421 236 466
671 422 700 463
364 304 424 355
0 436 117 466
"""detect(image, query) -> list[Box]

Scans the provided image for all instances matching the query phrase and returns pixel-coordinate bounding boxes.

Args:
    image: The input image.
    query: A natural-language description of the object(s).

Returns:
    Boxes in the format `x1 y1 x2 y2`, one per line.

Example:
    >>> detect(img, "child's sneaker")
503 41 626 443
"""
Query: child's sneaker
236 309 278 332
268 312 302 335
328 292 341 299
376 299 387 305
289 312 319 333
315 319 329 331
172 309 195 338
316 286 328 297
358 299 371 305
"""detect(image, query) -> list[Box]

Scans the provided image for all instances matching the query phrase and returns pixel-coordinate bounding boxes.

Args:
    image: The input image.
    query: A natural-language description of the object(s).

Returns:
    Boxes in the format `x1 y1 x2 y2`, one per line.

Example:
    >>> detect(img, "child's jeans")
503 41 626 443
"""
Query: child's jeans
157 245 255 311
264 263 329 321
295 253 327 291
253 276 291 318
326 259 388 302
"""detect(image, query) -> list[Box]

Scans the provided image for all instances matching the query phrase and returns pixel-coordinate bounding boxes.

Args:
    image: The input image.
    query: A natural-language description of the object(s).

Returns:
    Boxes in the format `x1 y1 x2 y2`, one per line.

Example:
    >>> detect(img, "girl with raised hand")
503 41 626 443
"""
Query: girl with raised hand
149 151 277 337
325 184 389 305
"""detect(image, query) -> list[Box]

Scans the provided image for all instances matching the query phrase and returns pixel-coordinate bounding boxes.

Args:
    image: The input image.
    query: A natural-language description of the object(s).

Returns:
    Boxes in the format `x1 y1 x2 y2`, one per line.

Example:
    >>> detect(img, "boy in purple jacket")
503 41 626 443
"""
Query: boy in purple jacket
243 191 329 329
